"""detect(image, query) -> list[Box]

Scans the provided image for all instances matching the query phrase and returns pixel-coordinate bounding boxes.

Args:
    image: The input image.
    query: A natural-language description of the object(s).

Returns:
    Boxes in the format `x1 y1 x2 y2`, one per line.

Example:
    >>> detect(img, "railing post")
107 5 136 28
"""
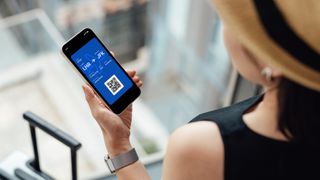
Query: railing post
29 124 40 172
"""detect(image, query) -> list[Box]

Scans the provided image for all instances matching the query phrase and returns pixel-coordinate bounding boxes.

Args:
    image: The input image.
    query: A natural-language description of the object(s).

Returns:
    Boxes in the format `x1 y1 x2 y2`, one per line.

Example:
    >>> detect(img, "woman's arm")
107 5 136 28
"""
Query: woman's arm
83 70 150 180
83 70 224 180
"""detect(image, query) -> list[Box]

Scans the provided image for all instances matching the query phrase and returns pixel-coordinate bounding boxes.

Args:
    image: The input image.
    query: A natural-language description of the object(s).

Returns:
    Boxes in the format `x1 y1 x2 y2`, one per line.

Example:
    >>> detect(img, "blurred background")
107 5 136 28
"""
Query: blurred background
0 0 259 179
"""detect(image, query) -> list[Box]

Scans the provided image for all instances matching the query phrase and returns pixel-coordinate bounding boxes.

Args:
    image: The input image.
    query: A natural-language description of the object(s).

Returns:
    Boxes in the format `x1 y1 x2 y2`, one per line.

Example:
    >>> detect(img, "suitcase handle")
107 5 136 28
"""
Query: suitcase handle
23 111 82 180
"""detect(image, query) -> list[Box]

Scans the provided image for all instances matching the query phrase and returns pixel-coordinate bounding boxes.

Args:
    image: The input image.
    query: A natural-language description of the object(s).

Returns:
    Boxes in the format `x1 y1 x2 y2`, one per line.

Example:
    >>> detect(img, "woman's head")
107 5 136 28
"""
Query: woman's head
213 0 320 91
218 0 320 145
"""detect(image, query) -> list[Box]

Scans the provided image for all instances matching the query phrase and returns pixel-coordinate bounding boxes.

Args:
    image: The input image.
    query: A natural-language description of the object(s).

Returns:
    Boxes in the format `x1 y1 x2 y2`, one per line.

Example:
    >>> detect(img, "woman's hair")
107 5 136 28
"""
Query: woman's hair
278 78 320 146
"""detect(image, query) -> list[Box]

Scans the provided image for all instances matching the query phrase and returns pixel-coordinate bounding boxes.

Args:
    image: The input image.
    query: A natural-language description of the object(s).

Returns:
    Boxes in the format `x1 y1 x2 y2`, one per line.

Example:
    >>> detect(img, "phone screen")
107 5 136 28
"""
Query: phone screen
70 38 133 105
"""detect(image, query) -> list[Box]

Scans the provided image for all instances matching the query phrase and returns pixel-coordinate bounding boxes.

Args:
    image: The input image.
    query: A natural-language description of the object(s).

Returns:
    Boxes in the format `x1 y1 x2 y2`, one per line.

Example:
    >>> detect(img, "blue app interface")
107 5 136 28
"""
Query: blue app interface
71 38 133 105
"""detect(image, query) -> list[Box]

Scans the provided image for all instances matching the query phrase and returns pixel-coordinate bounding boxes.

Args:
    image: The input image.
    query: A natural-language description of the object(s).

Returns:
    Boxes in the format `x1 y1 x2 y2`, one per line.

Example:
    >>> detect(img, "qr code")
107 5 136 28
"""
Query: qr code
104 75 124 95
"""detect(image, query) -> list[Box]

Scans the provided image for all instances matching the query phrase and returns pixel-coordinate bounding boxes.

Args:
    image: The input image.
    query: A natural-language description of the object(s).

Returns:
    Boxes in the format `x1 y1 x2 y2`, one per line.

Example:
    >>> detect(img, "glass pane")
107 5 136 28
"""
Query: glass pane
0 0 233 179
0 19 58 70
144 0 231 132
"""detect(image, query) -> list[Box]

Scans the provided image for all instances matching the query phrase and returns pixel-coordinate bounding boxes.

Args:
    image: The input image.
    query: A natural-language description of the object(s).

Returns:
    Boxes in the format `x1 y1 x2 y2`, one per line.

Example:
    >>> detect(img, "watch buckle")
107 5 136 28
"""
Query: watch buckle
106 157 116 173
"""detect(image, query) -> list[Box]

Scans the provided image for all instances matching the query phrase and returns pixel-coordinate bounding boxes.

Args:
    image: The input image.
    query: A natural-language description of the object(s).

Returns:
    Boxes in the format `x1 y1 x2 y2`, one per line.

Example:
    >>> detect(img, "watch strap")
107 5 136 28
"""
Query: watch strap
105 148 139 173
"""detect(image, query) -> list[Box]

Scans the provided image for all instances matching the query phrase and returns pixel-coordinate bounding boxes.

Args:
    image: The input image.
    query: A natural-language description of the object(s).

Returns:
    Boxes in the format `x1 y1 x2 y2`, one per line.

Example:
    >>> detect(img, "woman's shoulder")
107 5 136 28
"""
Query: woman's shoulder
169 121 224 156
190 95 263 135
162 121 224 180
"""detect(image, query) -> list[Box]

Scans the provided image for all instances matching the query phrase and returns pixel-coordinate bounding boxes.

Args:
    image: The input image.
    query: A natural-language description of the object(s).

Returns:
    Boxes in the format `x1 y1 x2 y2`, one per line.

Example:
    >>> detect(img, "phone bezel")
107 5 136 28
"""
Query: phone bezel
62 28 140 114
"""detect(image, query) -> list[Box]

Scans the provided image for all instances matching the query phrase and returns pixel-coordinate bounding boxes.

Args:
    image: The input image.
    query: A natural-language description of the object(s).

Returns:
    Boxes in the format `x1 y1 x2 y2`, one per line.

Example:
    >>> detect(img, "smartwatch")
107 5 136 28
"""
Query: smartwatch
104 148 139 173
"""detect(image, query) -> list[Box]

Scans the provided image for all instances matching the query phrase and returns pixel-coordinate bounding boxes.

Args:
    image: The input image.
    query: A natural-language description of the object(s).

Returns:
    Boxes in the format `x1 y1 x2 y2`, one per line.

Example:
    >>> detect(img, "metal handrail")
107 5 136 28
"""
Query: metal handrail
23 111 81 180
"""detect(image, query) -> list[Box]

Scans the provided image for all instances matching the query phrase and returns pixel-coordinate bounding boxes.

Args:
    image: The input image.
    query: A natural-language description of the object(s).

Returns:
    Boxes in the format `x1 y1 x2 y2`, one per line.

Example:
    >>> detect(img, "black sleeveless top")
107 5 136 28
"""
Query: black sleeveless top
189 96 319 180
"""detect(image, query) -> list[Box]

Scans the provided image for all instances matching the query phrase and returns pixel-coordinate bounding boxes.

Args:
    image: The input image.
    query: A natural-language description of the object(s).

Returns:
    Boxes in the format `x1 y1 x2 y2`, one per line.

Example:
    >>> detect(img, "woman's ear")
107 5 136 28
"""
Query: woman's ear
271 68 283 78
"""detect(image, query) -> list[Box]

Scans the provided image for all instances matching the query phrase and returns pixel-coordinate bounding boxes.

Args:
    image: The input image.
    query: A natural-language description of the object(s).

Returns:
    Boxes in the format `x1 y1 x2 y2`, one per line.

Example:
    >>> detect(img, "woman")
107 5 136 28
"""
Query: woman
83 0 320 179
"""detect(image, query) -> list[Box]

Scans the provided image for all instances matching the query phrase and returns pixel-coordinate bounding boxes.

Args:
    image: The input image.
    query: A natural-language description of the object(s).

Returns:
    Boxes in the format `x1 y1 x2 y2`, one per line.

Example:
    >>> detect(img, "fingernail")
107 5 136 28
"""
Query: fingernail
82 85 87 92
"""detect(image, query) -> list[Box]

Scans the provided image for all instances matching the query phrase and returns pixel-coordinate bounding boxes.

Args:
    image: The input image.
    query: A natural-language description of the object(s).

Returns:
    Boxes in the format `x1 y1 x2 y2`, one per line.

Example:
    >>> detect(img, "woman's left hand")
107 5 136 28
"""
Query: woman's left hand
82 70 142 157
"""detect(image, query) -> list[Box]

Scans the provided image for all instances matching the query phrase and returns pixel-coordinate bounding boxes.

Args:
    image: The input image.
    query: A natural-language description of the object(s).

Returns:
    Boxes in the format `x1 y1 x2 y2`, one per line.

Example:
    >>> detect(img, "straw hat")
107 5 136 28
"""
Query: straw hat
212 0 320 91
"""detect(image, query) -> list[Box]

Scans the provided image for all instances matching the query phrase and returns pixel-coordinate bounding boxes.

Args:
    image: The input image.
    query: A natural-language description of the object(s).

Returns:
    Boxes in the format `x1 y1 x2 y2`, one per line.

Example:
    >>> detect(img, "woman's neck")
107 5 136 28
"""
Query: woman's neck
243 86 289 141
260 87 279 113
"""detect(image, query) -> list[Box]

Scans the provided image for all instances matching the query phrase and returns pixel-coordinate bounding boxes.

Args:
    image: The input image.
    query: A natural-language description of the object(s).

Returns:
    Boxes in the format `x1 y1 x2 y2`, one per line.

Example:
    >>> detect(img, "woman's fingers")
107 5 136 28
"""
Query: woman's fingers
133 76 143 87
132 75 140 82
127 70 136 77
126 70 143 87
137 80 143 87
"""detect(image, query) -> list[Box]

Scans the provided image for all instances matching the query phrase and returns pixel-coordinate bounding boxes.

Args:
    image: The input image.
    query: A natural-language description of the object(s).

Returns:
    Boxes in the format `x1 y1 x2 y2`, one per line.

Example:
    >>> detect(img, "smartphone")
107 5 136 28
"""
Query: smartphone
62 28 140 114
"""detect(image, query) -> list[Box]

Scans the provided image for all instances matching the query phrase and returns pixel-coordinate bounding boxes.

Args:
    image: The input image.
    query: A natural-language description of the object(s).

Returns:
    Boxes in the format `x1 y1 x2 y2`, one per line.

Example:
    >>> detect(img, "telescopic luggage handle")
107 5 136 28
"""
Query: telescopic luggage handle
23 111 82 180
